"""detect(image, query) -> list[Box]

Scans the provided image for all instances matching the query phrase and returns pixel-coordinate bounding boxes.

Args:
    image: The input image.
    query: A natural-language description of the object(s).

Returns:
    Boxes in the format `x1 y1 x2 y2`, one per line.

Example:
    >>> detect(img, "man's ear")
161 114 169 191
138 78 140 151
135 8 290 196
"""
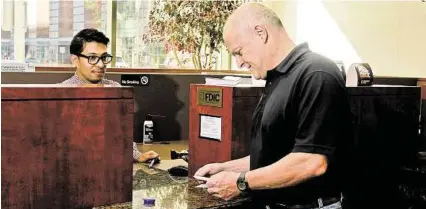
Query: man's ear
70 55 79 67
254 25 268 44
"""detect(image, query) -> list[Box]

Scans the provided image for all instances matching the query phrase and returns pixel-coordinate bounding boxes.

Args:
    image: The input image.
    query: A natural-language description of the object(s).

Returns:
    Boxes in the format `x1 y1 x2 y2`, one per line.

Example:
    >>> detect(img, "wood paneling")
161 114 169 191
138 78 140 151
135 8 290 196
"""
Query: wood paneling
422 85 426 99
1 85 133 209
373 77 419 86
418 78 426 87
231 88 263 160
188 85 262 176
189 85 234 176
345 86 421 208
420 85 426 151
1 84 133 100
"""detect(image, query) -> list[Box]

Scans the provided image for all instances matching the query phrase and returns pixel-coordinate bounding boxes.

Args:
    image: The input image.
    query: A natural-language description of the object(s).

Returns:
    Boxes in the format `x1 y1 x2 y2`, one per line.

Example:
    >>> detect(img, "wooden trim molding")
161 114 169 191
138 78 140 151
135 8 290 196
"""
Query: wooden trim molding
418 78 426 86
29 67 426 82
34 66 252 76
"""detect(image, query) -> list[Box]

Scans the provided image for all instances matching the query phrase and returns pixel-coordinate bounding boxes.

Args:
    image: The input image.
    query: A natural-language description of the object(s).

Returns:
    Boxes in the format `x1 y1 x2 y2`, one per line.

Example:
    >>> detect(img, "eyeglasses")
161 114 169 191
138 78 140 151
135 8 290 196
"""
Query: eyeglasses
75 53 113 65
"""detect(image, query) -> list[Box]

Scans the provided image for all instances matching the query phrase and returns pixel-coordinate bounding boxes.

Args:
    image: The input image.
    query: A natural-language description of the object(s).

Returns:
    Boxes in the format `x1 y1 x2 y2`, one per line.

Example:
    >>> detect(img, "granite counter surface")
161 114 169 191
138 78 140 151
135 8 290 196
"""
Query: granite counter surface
90 163 426 209
399 164 426 209
94 164 251 209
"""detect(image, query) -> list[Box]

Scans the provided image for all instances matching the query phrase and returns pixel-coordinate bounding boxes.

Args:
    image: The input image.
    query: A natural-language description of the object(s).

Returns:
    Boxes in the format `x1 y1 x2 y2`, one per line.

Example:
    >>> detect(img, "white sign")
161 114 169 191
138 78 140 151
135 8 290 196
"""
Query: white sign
200 115 222 141
59 47 66 54
1 62 35 72
140 76 149 85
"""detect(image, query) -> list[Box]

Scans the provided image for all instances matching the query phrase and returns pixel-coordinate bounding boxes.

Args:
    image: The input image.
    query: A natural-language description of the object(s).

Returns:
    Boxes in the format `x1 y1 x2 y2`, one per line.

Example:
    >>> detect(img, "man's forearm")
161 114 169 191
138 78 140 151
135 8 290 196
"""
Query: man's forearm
245 153 327 190
220 155 250 172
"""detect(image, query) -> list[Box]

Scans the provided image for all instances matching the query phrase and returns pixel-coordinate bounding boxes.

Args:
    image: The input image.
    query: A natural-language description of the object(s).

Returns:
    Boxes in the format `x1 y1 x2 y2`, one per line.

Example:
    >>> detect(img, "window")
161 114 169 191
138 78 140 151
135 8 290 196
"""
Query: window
116 1 167 68
1 0 261 69
1 0 108 65
2 1 15 60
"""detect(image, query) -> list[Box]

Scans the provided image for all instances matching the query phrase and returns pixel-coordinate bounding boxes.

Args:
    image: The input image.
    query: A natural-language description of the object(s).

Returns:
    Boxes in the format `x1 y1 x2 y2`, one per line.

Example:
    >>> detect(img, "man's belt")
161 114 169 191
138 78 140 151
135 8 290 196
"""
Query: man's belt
267 196 341 209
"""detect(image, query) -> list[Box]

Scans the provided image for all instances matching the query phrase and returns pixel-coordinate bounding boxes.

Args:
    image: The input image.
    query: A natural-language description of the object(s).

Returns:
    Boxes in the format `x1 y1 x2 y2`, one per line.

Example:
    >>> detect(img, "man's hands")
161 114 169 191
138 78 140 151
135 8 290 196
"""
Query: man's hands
194 157 250 201
194 163 224 177
138 150 159 163
195 164 242 201
205 171 241 201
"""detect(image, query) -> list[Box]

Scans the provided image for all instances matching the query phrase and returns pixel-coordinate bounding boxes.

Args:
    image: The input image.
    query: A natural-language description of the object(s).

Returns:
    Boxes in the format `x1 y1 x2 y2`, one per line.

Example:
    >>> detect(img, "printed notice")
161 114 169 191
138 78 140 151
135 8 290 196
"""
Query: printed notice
199 115 222 141
1 62 35 72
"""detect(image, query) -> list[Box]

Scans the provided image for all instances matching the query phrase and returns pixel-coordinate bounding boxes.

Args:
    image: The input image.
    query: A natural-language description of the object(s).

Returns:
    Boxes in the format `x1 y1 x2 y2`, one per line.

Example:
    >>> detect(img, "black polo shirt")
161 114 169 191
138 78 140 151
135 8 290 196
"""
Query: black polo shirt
250 43 352 205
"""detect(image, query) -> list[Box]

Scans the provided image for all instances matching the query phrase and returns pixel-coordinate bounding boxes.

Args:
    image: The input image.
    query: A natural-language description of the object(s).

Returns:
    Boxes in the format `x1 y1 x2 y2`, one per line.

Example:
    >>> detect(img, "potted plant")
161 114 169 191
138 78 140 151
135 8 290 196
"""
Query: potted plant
143 0 243 70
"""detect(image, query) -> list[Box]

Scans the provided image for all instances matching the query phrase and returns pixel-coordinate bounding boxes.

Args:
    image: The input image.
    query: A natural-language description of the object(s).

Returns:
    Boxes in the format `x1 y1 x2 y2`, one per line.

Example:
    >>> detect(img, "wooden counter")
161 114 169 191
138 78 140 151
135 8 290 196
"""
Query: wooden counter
1 84 134 209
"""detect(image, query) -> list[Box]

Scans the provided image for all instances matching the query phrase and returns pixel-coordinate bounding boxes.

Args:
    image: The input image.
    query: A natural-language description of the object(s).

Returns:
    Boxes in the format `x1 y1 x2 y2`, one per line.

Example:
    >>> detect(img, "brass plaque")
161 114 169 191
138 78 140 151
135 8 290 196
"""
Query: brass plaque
196 87 223 107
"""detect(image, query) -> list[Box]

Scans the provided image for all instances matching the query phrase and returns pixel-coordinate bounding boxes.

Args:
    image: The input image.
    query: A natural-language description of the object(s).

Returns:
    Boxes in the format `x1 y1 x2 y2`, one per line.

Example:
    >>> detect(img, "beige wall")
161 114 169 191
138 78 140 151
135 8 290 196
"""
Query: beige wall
264 1 298 41
321 1 426 78
266 1 426 78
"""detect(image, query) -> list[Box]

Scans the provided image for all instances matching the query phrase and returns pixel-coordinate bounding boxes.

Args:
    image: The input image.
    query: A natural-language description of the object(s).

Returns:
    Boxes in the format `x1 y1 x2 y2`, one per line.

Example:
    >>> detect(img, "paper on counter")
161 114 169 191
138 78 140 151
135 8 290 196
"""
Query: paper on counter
195 184 208 189
205 76 242 87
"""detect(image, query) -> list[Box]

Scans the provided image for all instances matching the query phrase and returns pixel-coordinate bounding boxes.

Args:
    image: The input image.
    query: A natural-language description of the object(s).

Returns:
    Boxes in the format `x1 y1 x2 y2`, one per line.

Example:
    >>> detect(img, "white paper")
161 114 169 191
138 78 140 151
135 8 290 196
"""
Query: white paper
195 184 208 189
194 176 210 182
59 47 66 54
346 67 358 87
251 75 266 87
200 115 221 140
205 77 240 86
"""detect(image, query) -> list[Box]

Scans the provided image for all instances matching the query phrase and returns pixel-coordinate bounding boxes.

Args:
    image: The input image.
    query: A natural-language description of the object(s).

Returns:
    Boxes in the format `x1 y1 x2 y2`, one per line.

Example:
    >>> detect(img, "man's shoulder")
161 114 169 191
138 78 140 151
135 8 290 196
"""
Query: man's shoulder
297 52 345 84
301 52 340 73
60 77 74 84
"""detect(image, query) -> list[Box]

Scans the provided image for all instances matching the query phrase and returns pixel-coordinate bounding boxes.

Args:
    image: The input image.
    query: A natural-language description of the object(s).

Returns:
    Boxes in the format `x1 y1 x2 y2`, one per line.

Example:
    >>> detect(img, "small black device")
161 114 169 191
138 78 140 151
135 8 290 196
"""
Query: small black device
167 165 188 177
170 149 189 162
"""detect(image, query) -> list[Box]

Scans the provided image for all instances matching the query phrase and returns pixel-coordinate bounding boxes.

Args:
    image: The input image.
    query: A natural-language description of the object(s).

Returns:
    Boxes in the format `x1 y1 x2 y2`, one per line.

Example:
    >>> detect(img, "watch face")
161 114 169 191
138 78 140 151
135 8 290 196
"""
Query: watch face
238 181 247 190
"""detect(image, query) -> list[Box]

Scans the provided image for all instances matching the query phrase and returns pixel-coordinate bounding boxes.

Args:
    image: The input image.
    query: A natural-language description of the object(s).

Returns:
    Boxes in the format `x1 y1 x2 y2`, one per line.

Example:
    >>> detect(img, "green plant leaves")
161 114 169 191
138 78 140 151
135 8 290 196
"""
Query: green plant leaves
143 0 243 69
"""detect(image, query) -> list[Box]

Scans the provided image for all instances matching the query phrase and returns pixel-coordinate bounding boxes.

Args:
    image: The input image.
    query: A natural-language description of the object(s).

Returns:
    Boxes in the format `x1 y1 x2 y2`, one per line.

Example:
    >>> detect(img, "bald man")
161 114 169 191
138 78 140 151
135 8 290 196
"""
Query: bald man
194 3 352 209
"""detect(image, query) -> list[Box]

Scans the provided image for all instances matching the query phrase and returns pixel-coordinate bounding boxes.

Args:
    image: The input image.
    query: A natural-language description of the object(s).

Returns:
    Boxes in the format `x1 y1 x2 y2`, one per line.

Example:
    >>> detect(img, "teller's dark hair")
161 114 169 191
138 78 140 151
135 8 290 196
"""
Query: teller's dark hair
70 28 109 55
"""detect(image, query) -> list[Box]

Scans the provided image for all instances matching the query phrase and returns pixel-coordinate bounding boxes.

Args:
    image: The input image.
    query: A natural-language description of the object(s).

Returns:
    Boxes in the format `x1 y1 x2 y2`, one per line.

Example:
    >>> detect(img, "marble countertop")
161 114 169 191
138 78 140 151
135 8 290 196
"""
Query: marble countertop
398 164 426 208
91 163 426 209
94 163 251 209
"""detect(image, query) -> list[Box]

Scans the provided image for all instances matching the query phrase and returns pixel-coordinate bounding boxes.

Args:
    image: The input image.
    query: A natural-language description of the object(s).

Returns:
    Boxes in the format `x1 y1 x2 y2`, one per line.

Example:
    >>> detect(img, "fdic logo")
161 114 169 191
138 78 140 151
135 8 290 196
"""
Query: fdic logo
197 87 222 107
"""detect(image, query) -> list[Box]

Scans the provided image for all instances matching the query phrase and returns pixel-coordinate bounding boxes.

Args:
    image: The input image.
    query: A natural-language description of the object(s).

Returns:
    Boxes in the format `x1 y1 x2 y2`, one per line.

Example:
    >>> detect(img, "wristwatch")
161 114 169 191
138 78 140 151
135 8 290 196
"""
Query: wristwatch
236 172 251 193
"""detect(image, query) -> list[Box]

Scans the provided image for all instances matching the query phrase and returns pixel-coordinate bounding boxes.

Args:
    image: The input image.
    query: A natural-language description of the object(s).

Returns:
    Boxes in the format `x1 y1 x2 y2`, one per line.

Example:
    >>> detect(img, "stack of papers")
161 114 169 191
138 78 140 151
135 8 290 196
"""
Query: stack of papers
205 76 266 87
205 76 242 87
251 79 266 87
1 61 35 72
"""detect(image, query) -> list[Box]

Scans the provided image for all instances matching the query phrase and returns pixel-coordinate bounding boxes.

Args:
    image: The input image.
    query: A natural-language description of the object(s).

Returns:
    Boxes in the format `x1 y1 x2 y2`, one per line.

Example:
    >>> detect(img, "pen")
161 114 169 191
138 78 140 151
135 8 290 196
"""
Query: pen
149 159 155 168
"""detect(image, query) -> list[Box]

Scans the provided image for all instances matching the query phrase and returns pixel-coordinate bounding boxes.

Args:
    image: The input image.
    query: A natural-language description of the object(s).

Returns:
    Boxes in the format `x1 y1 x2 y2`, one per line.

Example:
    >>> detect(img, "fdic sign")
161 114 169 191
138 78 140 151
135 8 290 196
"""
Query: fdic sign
197 87 223 108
